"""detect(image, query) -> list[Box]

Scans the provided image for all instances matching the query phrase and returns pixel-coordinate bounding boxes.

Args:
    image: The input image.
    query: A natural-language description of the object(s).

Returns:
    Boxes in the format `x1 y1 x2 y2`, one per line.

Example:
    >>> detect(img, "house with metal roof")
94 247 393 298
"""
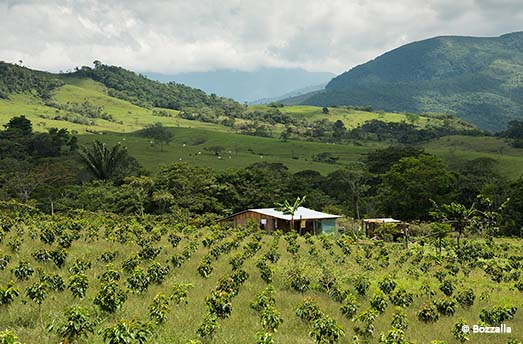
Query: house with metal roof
219 207 341 235
363 218 407 239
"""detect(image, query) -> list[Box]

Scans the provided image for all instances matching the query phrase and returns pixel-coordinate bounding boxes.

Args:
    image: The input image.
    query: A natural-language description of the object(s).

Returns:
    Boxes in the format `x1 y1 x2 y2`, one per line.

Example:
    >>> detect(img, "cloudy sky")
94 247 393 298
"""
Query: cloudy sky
1 0 522 74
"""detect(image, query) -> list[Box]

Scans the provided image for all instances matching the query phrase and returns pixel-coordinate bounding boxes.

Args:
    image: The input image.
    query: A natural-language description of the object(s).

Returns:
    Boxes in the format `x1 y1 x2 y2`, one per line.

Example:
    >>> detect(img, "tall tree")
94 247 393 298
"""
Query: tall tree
78 141 137 181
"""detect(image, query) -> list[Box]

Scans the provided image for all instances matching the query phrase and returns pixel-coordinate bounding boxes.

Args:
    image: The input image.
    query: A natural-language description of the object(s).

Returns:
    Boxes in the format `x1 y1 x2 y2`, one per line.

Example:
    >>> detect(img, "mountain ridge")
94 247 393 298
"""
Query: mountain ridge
296 31 523 131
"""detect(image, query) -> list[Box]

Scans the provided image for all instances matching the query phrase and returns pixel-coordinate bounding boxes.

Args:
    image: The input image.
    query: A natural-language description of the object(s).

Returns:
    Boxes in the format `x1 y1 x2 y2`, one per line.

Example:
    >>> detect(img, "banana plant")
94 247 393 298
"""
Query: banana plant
275 196 306 231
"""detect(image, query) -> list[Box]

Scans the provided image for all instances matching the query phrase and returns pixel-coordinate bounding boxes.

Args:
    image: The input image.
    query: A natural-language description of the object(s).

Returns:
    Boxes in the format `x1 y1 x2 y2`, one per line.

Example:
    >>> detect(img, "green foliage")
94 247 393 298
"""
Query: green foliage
255 331 274 344
417 303 439 323
391 307 408 331
78 140 141 181
50 305 95 343
260 305 283 332
296 298 322 322
148 293 170 325
434 298 456 316
378 328 409 344
353 309 378 337
378 155 457 220
0 330 22 344
340 294 359 319
170 283 193 305
354 275 370 296
100 319 154 344
301 33 523 131
370 292 388 313
455 288 475 308
94 281 127 314
196 312 219 339
0 281 20 306
451 319 470 343
68 273 89 299
206 290 232 319
479 305 517 325
11 260 34 280
309 314 345 344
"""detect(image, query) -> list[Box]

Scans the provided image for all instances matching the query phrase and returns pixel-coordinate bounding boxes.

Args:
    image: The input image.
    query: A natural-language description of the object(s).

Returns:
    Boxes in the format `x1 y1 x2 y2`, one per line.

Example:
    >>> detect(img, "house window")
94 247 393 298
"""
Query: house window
260 218 267 230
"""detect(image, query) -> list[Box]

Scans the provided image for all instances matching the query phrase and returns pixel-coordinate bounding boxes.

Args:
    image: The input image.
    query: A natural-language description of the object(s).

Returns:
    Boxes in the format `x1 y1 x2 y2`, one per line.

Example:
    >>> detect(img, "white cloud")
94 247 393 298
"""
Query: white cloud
0 0 522 74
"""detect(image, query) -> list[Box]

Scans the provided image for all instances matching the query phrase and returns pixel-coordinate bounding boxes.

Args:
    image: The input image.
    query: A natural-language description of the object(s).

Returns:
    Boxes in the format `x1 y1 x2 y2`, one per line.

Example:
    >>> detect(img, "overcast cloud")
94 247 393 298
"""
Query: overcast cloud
1 0 522 74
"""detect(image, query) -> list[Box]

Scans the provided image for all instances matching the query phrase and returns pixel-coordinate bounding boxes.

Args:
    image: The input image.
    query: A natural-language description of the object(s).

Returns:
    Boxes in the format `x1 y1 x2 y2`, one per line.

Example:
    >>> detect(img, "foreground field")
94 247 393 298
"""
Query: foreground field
1 211 522 343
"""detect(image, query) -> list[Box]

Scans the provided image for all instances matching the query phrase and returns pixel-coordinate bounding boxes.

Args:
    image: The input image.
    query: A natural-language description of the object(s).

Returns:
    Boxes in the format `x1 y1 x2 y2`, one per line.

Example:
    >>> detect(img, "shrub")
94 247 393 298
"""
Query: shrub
12 260 34 280
68 273 89 299
206 290 232 319
309 315 345 344
50 305 95 343
391 307 408 331
370 292 388 313
354 309 378 337
378 328 409 344
378 275 397 295
340 294 359 319
434 298 456 316
170 283 193 305
354 276 370 296
149 293 170 325
197 312 219 339
417 303 439 323
390 289 414 308
451 318 470 343
296 298 322 322
455 288 475 308
0 281 20 306
479 305 517 325
94 281 127 314
255 331 274 344
439 280 455 297
100 320 154 344
260 305 283 332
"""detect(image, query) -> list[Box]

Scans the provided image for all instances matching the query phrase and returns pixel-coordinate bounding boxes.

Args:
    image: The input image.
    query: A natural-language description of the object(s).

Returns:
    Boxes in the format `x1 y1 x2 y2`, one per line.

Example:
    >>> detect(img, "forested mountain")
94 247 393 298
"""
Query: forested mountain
298 32 523 131
146 68 334 103
0 61 243 114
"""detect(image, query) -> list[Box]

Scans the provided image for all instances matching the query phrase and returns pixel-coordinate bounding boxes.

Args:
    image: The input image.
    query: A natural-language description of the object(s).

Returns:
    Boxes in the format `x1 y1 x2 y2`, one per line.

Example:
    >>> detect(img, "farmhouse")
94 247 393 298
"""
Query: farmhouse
219 207 341 234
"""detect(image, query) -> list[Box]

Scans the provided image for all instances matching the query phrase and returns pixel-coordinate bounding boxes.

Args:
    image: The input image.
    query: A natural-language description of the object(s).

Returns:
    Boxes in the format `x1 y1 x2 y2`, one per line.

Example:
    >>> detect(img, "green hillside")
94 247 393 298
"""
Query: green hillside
299 32 523 131
1 61 522 179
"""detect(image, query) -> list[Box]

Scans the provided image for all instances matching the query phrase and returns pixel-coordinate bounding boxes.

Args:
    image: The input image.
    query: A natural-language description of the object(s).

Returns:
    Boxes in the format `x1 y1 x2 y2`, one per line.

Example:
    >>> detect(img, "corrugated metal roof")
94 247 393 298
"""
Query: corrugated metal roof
248 207 341 220
363 218 401 223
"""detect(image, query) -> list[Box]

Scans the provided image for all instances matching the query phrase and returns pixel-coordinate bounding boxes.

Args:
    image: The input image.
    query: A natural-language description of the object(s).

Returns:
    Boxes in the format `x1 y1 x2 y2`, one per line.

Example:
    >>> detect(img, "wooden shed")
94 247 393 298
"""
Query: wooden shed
219 207 341 235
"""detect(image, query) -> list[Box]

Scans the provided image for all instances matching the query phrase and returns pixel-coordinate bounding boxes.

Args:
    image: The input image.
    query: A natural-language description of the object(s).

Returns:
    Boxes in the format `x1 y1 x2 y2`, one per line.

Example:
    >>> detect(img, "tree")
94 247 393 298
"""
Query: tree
430 202 476 248
332 120 346 139
377 155 457 220
275 196 306 231
405 112 420 124
322 107 329 114
100 320 154 344
78 141 140 181
4 115 32 135
137 123 174 152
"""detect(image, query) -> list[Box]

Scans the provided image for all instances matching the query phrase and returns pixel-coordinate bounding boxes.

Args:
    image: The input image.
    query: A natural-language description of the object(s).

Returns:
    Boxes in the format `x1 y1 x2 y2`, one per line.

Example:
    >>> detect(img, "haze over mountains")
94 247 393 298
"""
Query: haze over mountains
145 68 334 103
292 32 523 131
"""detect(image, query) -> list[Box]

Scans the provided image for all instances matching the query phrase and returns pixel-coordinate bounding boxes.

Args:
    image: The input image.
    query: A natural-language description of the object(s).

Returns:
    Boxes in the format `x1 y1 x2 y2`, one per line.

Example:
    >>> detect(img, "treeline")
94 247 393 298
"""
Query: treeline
1 117 521 236
72 62 244 113
0 62 63 100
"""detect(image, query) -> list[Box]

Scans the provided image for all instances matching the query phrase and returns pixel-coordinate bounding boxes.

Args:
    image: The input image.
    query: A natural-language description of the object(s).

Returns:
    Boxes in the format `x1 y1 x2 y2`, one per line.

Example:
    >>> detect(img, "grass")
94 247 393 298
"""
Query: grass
1 212 522 343
77 128 380 174
1 78 522 178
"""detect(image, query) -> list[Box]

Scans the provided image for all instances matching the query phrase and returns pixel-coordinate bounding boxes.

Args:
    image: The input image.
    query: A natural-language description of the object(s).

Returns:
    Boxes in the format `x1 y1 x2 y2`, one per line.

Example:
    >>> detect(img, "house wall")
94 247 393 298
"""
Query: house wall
227 211 290 232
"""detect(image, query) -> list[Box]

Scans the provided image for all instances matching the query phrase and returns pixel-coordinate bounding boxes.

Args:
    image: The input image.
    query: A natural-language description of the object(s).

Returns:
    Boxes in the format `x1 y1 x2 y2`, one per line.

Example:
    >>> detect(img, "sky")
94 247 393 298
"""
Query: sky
1 0 522 75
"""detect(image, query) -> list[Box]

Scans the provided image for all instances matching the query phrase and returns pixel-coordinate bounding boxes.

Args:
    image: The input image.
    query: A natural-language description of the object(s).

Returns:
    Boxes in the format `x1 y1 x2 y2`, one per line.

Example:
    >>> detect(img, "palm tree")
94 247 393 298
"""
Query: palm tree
78 141 129 180
275 196 306 231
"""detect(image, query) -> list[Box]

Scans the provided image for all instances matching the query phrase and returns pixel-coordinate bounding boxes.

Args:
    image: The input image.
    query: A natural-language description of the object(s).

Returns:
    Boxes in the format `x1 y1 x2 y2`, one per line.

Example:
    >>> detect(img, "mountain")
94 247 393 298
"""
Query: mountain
248 82 326 105
145 68 334 103
297 32 523 131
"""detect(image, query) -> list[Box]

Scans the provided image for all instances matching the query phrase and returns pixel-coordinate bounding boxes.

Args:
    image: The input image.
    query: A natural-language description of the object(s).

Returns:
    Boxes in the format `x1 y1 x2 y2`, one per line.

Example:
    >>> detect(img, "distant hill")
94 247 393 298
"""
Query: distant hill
145 68 334 103
248 83 326 105
0 61 242 113
297 32 523 131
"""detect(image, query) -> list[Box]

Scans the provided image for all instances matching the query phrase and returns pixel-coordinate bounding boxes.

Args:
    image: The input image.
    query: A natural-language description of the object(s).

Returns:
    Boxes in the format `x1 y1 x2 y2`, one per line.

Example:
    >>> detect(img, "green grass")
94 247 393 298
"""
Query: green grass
78 128 381 174
1 78 522 178
1 212 522 343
